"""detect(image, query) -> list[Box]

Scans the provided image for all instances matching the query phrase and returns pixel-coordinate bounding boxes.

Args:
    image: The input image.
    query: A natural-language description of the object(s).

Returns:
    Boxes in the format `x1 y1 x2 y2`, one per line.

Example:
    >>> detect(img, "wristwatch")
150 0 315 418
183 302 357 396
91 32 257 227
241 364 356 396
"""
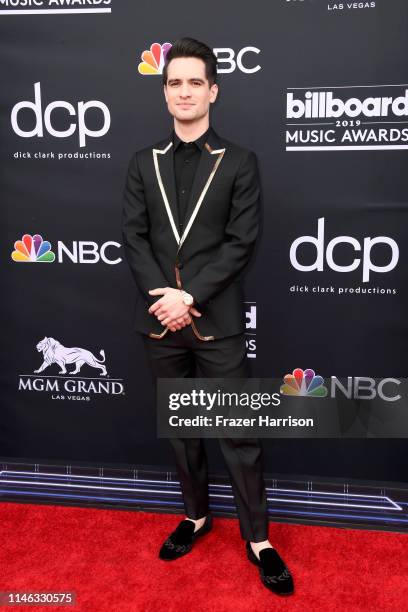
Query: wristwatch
180 290 194 306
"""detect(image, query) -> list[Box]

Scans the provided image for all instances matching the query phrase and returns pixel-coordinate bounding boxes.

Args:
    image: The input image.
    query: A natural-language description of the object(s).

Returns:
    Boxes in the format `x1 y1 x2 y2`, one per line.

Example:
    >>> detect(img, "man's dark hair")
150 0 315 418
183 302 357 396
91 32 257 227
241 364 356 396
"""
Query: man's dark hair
162 37 217 87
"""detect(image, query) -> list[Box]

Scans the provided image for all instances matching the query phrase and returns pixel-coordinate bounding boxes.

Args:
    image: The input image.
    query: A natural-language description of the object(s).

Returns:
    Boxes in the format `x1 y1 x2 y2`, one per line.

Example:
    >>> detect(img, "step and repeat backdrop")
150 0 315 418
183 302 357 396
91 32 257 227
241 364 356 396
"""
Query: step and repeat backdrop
1 0 407 483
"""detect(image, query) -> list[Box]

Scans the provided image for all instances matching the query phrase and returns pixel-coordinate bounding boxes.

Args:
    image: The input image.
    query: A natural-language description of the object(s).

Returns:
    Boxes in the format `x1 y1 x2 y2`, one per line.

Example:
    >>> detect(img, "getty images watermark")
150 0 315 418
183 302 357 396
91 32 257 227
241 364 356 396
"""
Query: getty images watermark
156 371 408 438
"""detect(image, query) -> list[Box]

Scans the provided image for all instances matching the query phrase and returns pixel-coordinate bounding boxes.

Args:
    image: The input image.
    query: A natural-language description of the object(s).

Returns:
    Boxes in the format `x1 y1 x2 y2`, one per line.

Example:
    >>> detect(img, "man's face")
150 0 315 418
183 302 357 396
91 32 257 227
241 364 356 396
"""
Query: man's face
163 57 218 123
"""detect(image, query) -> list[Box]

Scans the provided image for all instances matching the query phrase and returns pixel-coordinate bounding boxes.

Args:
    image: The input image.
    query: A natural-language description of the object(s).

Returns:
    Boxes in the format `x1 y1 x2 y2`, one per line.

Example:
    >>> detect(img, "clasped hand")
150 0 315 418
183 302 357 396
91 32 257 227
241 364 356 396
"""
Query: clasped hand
148 287 202 332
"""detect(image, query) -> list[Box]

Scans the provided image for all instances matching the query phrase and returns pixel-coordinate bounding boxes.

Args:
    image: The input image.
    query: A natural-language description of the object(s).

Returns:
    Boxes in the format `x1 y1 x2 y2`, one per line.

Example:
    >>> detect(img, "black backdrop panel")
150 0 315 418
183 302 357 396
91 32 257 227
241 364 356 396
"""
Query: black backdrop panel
1 0 407 482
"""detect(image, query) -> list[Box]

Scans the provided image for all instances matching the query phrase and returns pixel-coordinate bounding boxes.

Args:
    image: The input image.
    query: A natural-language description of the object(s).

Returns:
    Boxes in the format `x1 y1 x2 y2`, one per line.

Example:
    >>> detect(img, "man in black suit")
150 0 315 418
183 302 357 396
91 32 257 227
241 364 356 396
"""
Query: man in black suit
122 37 294 596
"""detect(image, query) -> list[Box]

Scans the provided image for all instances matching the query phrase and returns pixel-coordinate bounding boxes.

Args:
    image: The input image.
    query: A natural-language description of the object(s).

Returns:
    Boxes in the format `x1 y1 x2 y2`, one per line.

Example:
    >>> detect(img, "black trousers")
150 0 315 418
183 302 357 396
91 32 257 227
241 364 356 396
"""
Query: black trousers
141 325 269 542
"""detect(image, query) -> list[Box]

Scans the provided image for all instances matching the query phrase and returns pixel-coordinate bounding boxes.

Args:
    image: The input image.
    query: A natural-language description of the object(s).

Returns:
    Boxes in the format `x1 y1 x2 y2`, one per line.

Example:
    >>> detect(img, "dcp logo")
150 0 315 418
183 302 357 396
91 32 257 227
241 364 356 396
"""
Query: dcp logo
11 82 111 148
290 218 399 282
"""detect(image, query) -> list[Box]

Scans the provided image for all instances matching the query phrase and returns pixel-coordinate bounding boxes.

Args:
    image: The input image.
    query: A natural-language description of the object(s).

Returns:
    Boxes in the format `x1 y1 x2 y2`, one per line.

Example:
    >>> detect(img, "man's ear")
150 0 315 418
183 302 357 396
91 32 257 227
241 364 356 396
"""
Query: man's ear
163 84 168 103
210 83 218 103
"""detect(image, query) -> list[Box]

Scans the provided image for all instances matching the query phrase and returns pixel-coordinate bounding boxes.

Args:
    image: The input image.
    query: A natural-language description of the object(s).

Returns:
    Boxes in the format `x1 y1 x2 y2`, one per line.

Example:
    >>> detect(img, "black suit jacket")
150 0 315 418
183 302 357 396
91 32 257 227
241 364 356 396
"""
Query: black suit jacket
121 126 260 339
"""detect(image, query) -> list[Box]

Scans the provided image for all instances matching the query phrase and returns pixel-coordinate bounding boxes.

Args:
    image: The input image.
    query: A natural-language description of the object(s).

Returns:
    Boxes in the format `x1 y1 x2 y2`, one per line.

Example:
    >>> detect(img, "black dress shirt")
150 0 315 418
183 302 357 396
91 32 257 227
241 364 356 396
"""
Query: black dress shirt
172 127 210 234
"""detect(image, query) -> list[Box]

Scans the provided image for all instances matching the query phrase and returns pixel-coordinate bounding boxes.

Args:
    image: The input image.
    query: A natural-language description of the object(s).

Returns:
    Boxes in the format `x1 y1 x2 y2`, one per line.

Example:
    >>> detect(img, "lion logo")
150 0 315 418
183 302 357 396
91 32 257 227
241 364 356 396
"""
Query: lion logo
34 337 107 376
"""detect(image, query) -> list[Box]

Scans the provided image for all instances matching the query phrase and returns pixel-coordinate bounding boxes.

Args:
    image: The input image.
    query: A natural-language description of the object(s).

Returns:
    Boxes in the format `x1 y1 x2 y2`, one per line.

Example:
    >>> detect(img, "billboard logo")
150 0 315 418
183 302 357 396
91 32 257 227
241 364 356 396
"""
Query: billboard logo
245 303 257 359
286 84 408 151
280 368 328 397
0 2 112 15
287 90 408 120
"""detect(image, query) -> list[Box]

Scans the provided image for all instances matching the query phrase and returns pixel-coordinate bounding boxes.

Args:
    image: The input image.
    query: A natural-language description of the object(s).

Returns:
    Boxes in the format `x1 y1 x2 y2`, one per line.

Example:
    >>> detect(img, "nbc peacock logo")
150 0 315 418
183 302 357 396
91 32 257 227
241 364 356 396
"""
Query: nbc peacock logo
11 234 55 263
138 42 172 75
280 368 328 397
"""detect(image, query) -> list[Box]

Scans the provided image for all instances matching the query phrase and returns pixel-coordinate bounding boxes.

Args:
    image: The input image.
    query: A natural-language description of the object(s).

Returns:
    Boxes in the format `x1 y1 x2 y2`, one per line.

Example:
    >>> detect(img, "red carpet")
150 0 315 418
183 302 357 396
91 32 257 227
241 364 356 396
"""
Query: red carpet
0 501 407 611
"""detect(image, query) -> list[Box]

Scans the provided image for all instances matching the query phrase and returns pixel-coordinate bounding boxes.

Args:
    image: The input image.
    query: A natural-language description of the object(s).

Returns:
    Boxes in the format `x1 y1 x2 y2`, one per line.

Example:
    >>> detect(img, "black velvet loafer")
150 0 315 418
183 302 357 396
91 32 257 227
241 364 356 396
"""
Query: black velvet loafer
159 514 213 560
246 542 294 596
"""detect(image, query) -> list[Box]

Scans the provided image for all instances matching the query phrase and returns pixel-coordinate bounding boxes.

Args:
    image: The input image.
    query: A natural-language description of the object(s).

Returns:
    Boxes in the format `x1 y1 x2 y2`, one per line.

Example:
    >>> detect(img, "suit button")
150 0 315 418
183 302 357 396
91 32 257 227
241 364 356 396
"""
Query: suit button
176 261 183 269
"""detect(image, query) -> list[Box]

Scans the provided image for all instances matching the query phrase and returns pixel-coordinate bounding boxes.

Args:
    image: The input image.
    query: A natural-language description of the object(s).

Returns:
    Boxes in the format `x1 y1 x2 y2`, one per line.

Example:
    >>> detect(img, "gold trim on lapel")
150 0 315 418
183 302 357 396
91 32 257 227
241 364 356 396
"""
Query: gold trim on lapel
179 145 225 249
152 141 180 245
152 133 226 250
